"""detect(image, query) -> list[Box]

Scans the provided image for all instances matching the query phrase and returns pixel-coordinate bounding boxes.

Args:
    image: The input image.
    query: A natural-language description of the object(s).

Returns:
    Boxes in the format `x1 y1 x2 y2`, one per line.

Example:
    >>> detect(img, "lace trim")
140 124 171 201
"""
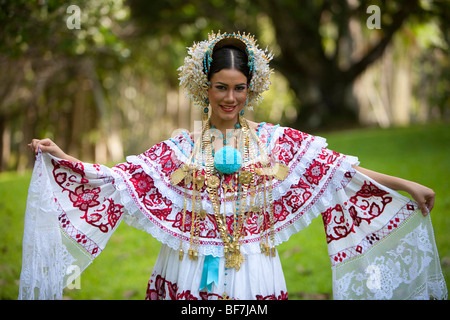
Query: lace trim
332 213 448 300
19 152 78 299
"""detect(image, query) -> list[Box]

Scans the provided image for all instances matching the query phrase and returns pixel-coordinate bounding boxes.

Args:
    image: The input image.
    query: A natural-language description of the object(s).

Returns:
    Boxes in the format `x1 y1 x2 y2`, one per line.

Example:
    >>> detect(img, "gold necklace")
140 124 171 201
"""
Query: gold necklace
204 117 250 271
171 117 289 269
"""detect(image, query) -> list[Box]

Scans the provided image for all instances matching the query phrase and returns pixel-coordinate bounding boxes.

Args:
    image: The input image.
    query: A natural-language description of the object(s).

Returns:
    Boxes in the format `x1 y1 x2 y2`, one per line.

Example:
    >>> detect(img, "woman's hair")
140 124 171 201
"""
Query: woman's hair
208 45 250 82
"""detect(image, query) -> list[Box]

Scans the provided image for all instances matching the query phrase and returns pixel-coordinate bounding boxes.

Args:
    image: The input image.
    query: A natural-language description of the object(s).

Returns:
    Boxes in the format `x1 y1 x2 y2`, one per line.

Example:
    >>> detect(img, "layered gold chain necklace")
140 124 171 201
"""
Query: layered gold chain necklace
170 116 289 273
203 117 251 270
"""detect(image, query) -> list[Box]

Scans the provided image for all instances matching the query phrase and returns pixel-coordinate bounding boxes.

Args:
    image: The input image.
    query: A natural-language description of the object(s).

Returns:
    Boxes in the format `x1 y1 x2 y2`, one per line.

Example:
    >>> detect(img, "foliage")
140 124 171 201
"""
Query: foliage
127 0 450 128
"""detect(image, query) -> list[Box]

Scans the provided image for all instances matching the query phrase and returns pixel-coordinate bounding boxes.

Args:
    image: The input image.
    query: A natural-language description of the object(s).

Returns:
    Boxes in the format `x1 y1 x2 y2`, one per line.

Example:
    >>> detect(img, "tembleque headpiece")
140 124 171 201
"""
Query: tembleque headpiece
178 31 273 110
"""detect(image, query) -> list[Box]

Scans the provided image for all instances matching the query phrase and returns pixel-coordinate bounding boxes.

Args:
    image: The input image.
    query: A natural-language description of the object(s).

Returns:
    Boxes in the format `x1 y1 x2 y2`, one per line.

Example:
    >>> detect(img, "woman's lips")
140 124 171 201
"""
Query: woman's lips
220 105 237 112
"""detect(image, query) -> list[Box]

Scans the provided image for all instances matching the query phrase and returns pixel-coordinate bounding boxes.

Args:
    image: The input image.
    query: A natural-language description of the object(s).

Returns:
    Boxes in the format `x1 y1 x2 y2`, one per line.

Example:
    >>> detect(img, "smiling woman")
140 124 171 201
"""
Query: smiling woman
206 43 250 132
20 31 447 300
208 69 248 130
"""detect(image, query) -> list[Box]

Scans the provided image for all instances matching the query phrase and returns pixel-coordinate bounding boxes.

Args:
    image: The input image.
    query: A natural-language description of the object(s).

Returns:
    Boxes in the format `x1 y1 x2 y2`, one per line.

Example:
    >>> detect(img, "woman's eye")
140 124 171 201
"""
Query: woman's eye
235 86 246 92
215 85 226 90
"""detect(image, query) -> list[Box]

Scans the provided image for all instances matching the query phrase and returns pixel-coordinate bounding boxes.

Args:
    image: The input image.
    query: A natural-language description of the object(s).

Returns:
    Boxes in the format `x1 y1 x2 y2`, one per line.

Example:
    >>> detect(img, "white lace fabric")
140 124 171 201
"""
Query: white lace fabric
332 212 447 299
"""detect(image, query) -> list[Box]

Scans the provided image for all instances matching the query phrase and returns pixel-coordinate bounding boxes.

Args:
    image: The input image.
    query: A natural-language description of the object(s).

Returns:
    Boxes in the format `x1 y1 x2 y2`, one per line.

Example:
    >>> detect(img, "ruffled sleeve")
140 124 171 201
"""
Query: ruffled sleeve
19 134 198 299
19 151 125 299
268 126 447 299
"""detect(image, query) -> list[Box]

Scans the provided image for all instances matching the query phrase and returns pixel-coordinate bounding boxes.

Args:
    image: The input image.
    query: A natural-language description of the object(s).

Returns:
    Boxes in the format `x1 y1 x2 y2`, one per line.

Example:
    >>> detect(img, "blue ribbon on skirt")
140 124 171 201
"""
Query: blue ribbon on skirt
200 255 220 292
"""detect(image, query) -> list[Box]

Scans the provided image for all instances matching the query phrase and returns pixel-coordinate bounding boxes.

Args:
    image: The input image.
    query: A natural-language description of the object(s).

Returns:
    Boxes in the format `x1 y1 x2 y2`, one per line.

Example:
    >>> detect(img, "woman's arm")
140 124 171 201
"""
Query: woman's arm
353 165 435 216
28 138 81 163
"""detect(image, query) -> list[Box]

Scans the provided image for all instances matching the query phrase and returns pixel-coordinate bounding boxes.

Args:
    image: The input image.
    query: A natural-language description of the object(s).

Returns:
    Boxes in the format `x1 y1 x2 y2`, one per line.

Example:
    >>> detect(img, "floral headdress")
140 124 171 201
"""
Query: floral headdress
178 31 273 110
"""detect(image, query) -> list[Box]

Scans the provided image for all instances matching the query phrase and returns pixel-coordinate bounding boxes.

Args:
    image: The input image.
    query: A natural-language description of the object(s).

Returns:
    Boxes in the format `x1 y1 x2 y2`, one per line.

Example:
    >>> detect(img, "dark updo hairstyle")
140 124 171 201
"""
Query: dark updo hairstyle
207 45 251 83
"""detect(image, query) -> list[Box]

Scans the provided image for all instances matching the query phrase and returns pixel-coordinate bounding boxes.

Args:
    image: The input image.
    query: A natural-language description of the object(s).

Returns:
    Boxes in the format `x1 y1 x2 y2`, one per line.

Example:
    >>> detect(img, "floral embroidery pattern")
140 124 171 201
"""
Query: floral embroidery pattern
130 172 154 198
113 126 351 248
52 159 124 233
70 185 101 211
322 181 393 244
303 159 330 185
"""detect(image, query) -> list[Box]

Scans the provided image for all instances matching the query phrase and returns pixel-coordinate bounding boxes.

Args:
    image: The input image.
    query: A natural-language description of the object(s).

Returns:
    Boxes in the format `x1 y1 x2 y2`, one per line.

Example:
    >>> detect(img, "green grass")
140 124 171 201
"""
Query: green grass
1 123 449 300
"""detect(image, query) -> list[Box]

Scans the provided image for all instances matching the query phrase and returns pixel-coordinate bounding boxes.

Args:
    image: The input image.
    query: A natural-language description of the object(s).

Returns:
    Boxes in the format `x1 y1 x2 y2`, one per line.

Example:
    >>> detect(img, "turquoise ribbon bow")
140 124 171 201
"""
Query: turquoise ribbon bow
200 255 220 292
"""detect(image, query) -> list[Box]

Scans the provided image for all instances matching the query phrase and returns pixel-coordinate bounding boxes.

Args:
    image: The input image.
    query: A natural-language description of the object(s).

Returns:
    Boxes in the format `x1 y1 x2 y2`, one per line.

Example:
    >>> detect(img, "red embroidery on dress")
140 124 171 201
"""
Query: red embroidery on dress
304 159 330 185
329 201 416 266
114 126 348 247
322 181 393 244
349 181 393 223
70 185 101 211
322 204 354 243
130 171 154 198
256 291 288 300
52 159 124 233
145 274 288 300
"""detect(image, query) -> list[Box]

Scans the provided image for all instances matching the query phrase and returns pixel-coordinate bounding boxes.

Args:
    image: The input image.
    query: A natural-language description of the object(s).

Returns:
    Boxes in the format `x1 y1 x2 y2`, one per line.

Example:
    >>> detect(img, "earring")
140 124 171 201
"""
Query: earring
238 109 245 126
202 106 209 121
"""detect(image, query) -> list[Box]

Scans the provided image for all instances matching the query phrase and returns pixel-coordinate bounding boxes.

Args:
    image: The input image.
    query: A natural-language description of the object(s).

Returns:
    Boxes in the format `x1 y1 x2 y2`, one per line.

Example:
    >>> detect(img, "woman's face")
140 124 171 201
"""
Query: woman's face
208 69 248 126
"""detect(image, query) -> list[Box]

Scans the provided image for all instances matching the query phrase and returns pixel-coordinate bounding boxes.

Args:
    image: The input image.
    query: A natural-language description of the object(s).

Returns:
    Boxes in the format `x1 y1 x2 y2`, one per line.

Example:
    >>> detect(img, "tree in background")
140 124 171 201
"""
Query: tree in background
127 0 449 129
0 0 448 171
0 0 131 170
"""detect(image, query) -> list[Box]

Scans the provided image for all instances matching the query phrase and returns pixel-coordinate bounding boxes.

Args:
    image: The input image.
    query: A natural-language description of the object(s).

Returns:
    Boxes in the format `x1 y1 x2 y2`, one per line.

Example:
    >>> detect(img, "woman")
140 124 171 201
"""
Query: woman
21 31 447 300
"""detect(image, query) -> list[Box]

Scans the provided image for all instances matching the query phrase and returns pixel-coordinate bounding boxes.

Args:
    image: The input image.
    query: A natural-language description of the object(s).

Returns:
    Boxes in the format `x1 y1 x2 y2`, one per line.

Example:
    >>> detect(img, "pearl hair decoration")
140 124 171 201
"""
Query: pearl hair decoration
178 31 274 110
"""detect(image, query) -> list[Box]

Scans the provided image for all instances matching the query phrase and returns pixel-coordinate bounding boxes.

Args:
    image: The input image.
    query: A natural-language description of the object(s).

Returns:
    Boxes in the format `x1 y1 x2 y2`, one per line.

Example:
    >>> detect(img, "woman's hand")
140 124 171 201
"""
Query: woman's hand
404 181 435 217
28 138 80 162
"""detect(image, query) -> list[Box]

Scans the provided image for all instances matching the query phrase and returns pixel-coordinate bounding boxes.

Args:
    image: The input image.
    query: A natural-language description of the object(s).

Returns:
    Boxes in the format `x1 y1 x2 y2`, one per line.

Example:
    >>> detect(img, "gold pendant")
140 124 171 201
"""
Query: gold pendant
194 173 205 189
221 292 232 300
178 248 184 261
170 164 191 185
199 209 207 219
225 248 245 271
170 168 187 185
271 246 277 257
206 175 220 189
188 248 198 261
273 163 289 181
239 170 252 185
260 242 267 254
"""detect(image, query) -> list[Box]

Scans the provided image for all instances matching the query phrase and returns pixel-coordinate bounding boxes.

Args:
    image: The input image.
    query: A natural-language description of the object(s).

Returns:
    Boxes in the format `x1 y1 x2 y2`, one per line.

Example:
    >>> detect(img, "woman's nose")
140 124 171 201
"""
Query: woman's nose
224 89 236 103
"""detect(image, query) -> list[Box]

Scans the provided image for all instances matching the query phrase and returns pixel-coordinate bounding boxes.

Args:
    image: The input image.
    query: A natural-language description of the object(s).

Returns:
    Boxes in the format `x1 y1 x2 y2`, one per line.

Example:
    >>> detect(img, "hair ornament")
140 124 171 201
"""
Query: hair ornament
178 31 273 110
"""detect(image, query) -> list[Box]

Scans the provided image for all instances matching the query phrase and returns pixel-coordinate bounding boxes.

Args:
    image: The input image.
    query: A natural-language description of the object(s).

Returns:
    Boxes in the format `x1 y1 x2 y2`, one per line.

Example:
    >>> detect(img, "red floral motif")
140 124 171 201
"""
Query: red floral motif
352 181 389 199
104 199 124 228
303 159 330 185
322 204 354 243
69 185 101 211
322 181 393 243
349 181 392 222
272 131 298 164
130 171 154 198
52 159 124 233
58 160 86 178
284 128 306 143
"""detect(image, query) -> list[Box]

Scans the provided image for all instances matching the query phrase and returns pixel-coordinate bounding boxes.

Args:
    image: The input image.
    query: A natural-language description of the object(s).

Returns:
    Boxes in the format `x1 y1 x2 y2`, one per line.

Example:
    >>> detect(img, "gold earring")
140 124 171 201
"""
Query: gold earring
202 105 209 122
